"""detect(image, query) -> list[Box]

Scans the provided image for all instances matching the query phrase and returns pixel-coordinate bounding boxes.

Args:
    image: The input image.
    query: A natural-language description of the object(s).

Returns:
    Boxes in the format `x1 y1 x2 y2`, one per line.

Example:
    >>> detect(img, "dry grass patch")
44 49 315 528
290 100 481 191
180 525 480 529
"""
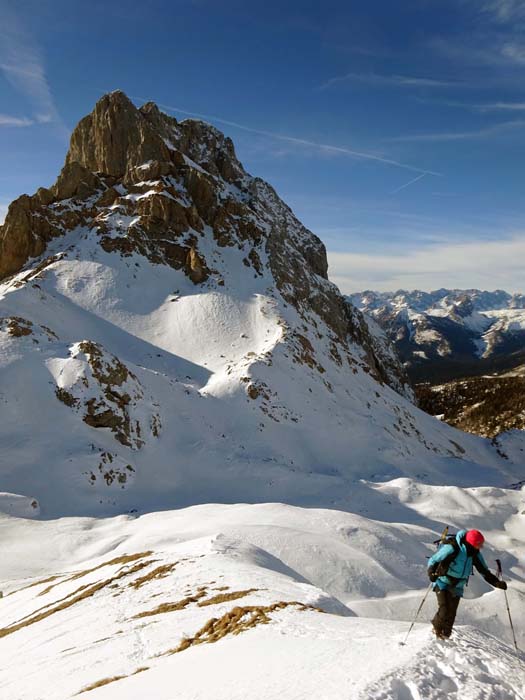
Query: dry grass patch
0 560 153 639
133 587 208 619
77 675 127 693
76 667 149 695
165 601 322 654
39 551 153 596
129 562 177 590
7 574 63 597
198 588 258 607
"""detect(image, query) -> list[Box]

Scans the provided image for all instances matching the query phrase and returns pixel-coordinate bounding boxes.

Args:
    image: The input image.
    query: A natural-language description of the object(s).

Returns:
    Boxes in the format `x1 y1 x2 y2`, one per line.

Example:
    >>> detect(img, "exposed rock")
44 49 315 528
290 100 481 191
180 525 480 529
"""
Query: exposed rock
52 162 104 201
185 247 209 284
0 316 58 343
53 341 162 450
66 91 172 180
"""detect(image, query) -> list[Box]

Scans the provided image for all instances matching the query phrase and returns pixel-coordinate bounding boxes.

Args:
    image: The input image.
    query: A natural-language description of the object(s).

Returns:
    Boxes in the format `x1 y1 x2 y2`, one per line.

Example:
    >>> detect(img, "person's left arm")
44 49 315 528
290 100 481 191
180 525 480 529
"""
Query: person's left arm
474 551 507 589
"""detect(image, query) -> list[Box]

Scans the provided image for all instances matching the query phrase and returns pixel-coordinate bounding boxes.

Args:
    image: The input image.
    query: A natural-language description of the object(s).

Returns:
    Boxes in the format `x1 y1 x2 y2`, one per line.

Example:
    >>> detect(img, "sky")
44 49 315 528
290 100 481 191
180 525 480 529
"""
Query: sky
0 0 524 293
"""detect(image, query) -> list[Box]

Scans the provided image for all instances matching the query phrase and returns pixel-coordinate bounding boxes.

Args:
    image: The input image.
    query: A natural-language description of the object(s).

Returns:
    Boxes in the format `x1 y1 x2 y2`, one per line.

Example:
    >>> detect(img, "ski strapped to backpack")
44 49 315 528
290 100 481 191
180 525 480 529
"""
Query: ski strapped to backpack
400 525 450 646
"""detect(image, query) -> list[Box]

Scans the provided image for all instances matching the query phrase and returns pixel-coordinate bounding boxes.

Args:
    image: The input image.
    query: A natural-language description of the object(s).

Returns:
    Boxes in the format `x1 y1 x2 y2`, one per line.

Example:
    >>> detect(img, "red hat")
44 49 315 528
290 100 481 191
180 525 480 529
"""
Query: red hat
465 530 485 549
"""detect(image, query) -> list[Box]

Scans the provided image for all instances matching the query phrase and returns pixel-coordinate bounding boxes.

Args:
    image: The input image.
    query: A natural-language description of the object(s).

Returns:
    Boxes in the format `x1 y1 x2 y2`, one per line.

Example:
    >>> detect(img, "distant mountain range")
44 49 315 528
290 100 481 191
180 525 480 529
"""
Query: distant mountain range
349 289 525 383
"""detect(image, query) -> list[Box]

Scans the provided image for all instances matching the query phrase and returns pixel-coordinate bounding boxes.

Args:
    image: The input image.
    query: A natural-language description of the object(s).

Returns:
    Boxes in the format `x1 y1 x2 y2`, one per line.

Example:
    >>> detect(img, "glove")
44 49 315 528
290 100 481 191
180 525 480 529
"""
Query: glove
485 571 507 589
428 569 439 582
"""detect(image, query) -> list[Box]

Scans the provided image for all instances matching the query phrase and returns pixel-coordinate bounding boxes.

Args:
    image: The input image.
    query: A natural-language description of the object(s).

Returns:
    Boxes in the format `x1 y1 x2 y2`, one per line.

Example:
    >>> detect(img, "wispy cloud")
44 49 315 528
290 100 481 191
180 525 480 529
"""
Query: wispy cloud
327 234 525 293
0 113 34 127
388 119 525 142
430 35 525 70
477 101 525 111
130 94 441 177
479 0 525 23
501 41 525 64
0 8 66 137
389 173 427 195
319 72 458 91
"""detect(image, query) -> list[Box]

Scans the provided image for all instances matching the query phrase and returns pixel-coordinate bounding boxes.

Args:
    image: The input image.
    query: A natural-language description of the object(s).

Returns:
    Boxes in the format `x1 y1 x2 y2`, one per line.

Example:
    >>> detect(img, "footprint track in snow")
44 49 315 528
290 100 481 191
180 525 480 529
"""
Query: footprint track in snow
362 626 525 700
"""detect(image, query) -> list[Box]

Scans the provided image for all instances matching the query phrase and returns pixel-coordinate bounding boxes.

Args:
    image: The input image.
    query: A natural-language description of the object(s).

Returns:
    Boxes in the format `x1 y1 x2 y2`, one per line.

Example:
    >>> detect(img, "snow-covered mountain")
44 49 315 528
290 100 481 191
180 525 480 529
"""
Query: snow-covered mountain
350 289 525 382
2 91 522 518
1 92 524 699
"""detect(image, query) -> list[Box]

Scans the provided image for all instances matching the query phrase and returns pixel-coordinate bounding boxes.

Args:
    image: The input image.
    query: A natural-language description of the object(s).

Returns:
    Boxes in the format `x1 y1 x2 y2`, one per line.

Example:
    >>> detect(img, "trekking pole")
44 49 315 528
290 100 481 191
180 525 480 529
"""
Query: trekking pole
399 583 433 646
400 525 450 647
496 559 520 653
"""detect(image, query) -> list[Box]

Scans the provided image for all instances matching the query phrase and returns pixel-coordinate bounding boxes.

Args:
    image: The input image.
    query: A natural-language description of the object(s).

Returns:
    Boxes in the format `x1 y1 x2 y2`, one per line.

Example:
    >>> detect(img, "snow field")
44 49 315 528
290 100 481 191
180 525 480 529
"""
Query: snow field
0 493 524 699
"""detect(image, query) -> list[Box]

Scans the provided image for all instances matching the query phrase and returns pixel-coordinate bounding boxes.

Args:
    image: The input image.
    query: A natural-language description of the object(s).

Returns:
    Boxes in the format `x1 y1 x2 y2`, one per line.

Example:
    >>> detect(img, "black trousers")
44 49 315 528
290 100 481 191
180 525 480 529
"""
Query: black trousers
432 589 461 637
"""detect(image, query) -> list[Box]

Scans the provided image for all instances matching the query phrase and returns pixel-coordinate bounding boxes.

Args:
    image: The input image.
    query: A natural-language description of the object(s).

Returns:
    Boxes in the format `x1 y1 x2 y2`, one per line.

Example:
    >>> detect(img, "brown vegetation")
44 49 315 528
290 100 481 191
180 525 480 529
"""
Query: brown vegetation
133 587 208 619
1 557 154 639
198 588 258 607
164 600 322 655
416 374 525 437
40 551 153 596
77 666 149 695
128 562 177 590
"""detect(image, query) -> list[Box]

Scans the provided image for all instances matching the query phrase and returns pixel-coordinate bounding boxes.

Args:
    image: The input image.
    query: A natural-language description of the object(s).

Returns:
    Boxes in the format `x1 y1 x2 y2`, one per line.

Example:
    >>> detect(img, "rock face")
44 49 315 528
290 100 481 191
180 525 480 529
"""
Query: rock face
54 341 161 450
0 90 411 399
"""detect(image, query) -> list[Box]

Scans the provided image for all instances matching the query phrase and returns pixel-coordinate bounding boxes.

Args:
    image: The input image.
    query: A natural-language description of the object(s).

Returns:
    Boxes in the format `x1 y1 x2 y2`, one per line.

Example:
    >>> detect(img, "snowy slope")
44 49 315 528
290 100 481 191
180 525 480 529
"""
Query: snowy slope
1 493 524 699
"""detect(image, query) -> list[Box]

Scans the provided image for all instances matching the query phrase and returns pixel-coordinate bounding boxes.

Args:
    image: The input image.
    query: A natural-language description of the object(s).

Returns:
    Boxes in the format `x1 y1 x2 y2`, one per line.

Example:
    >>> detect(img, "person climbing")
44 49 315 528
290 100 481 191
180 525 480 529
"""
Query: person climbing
427 529 507 639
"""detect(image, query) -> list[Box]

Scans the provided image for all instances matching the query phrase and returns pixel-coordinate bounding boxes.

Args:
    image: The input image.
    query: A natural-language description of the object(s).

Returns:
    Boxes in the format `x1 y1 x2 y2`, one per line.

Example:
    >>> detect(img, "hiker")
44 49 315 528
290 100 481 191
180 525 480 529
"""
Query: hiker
427 529 507 639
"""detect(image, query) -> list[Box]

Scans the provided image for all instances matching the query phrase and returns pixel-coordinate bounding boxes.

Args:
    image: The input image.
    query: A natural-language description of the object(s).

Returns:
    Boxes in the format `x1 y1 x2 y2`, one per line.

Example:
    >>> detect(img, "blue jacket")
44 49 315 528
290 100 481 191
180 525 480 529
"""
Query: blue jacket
427 529 490 597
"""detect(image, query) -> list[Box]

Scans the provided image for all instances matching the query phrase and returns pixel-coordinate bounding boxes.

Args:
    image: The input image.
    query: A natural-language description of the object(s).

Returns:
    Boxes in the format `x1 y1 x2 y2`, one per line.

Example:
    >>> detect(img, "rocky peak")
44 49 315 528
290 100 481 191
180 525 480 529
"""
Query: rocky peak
0 90 412 399
65 91 164 179
65 90 244 185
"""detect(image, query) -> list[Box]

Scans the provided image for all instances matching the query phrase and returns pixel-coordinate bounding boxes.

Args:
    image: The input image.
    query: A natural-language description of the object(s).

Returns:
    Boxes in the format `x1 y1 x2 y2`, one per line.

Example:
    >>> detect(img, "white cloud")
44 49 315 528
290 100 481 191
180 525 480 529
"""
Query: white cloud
0 113 34 127
327 235 525 293
0 9 66 137
319 72 457 90
0 203 8 225
388 119 525 142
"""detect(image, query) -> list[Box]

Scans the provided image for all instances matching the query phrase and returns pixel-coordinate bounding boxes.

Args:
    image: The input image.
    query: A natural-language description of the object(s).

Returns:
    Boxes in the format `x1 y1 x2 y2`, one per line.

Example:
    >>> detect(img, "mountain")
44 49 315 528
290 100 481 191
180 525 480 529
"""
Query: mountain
349 289 525 383
2 91 522 518
0 92 524 699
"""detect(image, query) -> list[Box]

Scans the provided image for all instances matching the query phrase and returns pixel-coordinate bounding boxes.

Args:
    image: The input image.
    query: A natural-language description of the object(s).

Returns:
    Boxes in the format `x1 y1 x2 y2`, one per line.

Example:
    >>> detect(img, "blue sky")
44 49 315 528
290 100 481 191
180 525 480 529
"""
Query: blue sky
1 0 524 292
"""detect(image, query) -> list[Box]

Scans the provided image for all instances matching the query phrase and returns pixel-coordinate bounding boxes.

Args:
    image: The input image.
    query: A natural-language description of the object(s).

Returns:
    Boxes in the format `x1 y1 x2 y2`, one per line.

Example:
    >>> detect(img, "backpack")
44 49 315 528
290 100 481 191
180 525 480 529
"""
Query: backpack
433 534 461 577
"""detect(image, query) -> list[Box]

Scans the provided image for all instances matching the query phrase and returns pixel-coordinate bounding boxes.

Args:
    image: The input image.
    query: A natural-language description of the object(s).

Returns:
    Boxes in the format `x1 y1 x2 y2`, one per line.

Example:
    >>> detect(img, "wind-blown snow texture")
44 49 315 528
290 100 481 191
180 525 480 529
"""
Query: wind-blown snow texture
0 93 524 699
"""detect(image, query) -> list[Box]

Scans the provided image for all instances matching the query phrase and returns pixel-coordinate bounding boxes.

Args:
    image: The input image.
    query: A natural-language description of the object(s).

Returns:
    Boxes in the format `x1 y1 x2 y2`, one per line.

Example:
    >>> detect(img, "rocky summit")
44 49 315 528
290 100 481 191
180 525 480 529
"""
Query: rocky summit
0 91 523 517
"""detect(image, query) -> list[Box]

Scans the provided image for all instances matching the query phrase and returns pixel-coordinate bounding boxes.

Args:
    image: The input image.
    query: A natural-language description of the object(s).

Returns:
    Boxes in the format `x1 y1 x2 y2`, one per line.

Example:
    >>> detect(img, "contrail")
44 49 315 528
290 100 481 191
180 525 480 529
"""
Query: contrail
390 172 427 194
128 93 442 177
